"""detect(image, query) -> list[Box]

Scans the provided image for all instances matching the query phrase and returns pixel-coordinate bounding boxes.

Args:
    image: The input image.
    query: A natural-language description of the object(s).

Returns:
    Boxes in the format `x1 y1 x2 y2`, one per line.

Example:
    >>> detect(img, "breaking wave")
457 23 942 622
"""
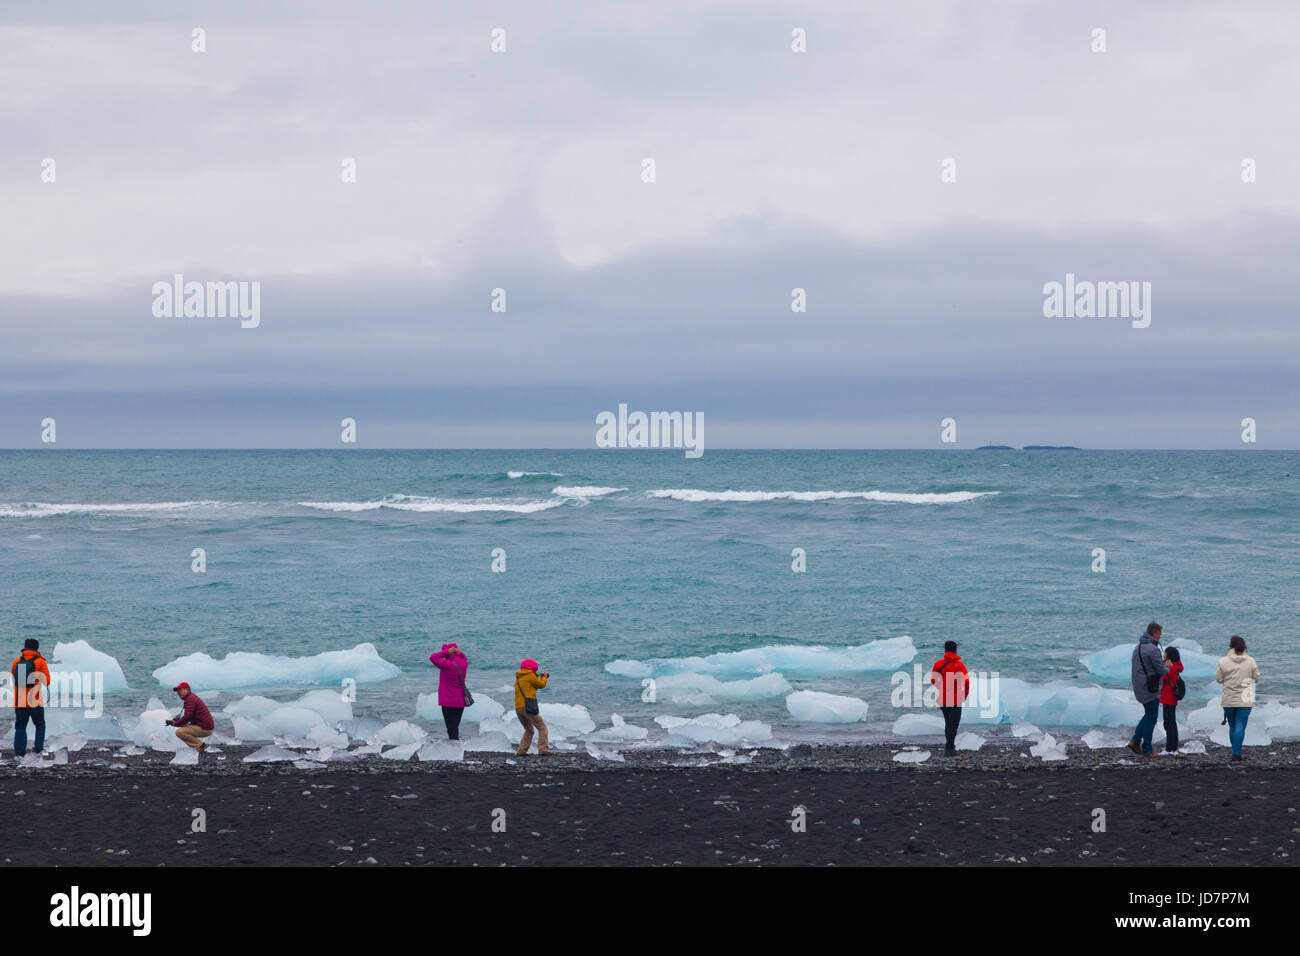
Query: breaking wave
645 489 997 504
298 494 563 514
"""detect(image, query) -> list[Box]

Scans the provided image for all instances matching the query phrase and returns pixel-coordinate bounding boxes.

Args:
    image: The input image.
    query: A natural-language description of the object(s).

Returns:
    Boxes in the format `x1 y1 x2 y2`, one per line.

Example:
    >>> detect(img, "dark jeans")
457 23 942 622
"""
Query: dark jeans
1131 699 1160 754
14 707 45 756
941 705 962 748
441 706 464 741
1222 706 1252 756
1162 703 1179 752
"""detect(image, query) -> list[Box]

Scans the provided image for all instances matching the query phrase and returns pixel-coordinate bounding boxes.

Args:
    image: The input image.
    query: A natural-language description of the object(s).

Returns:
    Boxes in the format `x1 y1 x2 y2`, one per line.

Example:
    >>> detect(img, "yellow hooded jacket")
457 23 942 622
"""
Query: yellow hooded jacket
514 669 548 709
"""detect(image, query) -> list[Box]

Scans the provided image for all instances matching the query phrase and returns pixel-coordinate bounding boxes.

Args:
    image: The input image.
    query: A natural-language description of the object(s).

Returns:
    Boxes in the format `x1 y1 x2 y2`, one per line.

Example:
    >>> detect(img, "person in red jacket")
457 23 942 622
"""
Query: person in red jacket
165 682 215 751
930 641 971 754
1160 647 1184 753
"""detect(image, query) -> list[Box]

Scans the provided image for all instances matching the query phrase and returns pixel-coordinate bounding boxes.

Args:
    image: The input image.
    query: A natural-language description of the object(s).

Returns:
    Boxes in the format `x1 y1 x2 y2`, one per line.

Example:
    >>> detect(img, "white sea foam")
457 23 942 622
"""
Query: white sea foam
645 489 997 504
153 642 401 690
299 494 562 514
552 486 627 498
607 636 916 679
507 471 562 478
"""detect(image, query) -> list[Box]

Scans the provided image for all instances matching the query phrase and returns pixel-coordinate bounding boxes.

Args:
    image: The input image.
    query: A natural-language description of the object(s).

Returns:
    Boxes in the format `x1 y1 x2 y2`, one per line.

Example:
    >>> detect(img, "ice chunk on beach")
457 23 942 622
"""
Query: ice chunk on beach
606 636 917 679
416 692 505 724
1187 701 1224 732
786 690 869 723
231 715 273 741
893 748 930 764
44 732 87 753
537 703 595 737
381 742 421 761
374 721 427 746
417 740 465 762
1179 740 1207 754
1209 721 1271 748
583 714 650 743
243 745 299 763
43 709 129 742
1012 722 1041 738
223 696 281 719
260 706 332 739
1079 638 1217 681
959 676 1142 728
306 723 348 749
1082 729 1128 749
585 744 625 762
153 642 401 690
343 716 387 741
293 689 353 724
654 713 772 747
893 713 945 736
132 708 186 751
170 748 199 766
1030 733 1068 761
478 703 596 741
1265 705 1300 740
51 640 129 693
464 731 516 753
654 672 792 705
118 745 145 757
954 732 985 751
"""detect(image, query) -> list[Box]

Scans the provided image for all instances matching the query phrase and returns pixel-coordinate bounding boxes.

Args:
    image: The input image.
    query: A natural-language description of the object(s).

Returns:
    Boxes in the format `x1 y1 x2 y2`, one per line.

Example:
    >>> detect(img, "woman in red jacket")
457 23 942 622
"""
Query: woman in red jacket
1160 647 1184 753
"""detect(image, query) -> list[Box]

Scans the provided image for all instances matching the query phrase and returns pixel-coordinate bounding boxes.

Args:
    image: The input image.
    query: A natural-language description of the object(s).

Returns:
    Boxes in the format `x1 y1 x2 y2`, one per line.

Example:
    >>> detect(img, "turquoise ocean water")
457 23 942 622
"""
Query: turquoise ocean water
1 450 1296 743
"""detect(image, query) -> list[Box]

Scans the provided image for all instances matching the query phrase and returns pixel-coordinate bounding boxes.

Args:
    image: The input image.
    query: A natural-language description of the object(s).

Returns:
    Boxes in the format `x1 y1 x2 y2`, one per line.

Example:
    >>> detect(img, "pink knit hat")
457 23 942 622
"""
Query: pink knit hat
442 643 458 651
520 658 538 671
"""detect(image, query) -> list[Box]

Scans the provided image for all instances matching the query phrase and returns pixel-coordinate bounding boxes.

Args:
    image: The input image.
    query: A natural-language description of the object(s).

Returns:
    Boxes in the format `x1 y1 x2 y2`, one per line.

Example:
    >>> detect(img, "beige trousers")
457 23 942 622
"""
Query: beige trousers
515 707 549 754
175 725 213 749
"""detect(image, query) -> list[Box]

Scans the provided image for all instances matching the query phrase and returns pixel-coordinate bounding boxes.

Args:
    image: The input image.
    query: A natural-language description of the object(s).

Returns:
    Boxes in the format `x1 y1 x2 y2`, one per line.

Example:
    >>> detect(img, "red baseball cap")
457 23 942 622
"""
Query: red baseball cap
172 682 191 692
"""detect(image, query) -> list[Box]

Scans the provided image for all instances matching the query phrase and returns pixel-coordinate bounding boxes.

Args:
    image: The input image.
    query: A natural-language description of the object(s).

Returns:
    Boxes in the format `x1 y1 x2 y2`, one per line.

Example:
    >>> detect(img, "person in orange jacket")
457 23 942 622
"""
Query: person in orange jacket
930 641 970 755
11 639 51 757
513 659 550 755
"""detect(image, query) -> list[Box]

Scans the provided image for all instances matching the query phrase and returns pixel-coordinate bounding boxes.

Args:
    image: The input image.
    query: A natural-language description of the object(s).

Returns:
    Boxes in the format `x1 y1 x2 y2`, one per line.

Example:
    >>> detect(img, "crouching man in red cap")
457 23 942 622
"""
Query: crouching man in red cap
166 682 215 751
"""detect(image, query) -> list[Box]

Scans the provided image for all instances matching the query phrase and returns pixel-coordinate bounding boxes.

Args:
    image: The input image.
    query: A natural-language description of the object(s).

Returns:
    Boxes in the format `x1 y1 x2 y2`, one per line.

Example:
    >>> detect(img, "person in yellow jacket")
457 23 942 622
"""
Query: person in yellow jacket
514 659 550 755
11 639 51 757
1215 635 1261 761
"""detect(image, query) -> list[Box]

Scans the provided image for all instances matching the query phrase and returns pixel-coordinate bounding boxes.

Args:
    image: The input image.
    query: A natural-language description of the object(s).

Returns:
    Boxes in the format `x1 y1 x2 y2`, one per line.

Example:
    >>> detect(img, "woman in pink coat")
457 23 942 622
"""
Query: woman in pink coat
428 643 470 740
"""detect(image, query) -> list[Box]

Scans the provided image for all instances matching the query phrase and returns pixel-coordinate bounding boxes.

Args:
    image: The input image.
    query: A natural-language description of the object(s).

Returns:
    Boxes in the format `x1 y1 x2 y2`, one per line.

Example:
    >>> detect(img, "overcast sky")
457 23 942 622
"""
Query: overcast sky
2 0 1297 448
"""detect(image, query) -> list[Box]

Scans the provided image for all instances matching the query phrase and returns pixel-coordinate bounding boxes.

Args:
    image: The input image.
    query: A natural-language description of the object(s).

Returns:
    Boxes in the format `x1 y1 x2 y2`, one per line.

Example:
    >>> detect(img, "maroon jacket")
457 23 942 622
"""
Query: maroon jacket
173 692 215 731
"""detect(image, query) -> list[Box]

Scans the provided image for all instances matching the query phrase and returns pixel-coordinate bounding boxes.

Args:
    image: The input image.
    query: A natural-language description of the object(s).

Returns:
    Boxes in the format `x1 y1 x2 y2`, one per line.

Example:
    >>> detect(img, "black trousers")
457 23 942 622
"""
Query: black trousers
941 705 962 748
14 706 45 756
441 706 464 740
1162 702 1179 752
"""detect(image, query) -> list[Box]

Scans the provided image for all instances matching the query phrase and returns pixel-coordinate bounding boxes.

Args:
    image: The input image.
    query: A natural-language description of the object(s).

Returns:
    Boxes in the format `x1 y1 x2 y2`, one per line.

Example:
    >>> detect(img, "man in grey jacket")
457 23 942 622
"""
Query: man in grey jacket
1128 622 1169 756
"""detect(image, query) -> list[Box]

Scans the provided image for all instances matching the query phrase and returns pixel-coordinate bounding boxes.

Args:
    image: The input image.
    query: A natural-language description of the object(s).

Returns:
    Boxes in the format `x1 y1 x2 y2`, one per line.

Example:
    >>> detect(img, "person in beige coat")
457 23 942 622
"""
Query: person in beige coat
1215 635 1260 761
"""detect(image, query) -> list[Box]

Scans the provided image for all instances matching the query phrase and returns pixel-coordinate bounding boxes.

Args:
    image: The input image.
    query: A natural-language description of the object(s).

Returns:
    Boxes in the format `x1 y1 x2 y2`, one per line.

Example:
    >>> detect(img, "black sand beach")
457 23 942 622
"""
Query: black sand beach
3 742 1296 867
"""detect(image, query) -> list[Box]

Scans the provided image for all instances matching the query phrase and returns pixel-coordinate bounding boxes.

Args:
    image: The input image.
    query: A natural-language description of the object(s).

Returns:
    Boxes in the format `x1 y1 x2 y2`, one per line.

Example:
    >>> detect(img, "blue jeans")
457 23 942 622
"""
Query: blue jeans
1131 700 1160 754
14 707 45 756
1223 706 1252 756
